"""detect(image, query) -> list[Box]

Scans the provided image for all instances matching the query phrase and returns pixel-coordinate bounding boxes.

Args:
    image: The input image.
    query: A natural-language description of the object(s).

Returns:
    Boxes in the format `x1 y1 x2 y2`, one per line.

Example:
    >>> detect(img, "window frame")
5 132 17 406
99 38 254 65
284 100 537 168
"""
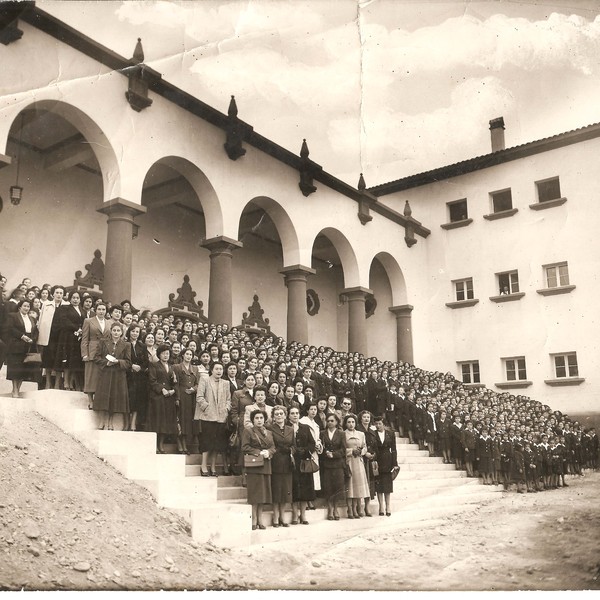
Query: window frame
503 356 527 382
458 360 480 384
544 261 570 288
552 352 579 379
535 176 561 203
497 270 519 295
447 199 468 223
454 278 474 302
490 188 513 213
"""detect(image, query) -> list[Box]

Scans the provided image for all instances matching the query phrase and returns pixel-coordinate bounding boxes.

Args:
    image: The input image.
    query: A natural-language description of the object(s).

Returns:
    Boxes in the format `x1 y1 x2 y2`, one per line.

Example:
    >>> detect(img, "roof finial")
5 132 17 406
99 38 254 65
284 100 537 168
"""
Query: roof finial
358 173 366 192
132 37 144 64
404 200 412 218
228 95 238 118
300 139 310 159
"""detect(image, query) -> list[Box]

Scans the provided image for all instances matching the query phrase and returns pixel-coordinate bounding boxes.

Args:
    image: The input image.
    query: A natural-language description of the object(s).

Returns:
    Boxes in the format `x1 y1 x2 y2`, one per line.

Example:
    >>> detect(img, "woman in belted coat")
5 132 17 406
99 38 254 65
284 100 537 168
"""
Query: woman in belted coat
93 322 131 431
319 413 347 520
5 299 39 397
241 409 276 530
125 324 149 432
267 405 294 527
372 415 398 516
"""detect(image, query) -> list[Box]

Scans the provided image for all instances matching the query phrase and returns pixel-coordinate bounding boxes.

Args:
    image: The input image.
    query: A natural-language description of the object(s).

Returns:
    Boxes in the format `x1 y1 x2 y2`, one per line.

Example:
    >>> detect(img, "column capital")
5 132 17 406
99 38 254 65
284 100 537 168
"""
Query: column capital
341 286 373 300
280 264 316 277
97 197 147 218
200 235 243 253
389 304 414 316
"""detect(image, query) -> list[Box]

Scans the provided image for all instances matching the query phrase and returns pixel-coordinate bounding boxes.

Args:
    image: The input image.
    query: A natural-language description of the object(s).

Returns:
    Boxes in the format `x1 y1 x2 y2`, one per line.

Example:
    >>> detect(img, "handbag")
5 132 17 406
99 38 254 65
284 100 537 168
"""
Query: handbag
299 457 319 473
343 462 352 479
371 460 379 477
244 454 264 468
24 344 42 365
228 430 238 448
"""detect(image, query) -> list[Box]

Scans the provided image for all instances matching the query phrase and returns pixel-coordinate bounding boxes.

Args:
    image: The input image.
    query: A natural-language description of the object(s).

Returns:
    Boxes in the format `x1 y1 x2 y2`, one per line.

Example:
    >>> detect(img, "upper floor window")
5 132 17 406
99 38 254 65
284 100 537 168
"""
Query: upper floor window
491 188 513 213
498 270 519 295
454 278 474 301
459 361 480 384
553 353 578 379
536 177 561 203
448 199 468 222
545 262 569 288
504 356 527 381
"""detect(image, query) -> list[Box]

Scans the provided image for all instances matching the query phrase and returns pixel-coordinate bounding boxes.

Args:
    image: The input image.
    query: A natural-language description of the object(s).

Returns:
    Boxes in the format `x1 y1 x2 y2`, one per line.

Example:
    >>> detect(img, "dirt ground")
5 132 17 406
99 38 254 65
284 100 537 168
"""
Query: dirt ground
0 408 599 591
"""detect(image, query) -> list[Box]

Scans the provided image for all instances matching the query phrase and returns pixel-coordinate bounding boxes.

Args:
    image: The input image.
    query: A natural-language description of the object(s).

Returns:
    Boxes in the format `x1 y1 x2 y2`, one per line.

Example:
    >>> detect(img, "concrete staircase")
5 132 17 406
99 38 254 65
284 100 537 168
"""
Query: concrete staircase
23 389 502 547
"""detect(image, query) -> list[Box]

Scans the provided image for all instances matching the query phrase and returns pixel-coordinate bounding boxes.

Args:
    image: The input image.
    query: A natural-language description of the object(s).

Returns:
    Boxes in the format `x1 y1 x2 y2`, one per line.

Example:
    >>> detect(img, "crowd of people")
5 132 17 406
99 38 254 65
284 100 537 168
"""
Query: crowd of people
1 275 598 530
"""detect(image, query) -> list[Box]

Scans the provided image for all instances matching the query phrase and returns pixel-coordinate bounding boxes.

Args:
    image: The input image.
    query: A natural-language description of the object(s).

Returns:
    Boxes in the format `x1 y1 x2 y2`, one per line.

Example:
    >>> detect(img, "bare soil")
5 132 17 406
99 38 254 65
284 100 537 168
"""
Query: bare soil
0 408 598 591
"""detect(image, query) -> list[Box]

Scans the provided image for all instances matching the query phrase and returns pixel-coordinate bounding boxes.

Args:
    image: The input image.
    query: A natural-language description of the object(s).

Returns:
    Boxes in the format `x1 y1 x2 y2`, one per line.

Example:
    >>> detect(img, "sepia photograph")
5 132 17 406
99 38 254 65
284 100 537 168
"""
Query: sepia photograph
0 0 599 591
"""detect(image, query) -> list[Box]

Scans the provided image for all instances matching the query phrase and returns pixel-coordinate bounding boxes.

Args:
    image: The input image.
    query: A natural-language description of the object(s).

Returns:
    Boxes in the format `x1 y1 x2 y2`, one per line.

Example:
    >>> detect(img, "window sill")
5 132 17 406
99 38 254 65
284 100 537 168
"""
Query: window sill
494 381 532 389
536 285 576 296
483 208 518 221
445 299 479 309
544 377 585 387
489 292 525 303
440 218 473 230
462 382 484 389
529 197 567 211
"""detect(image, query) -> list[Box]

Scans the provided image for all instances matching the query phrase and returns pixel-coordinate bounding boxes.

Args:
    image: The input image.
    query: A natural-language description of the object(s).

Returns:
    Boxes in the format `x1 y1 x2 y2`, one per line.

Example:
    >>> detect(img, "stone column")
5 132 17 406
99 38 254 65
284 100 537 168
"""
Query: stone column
97 198 146 303
342 286 371 355
200 236 243 326
389 304 414 364
280 264 315 344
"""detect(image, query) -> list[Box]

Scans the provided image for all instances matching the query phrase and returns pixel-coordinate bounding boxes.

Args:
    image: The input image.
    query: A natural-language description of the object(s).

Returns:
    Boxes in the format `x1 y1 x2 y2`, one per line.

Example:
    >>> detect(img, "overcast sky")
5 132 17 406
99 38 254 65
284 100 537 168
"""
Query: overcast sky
41 0 600 187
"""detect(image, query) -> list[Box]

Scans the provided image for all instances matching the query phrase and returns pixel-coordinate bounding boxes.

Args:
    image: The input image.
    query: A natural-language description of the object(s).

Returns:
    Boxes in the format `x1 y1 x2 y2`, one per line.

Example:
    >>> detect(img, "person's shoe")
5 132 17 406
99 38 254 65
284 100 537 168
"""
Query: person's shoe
279 520 289 528
379 511 384 516
364 509 372 517
272 522 279 528
386 512 391 517
252 525 257 531
333 515 340 521
291 520 299 525
200 469 210 477
258 524 266 530
301 520 309 525
327 516 334 521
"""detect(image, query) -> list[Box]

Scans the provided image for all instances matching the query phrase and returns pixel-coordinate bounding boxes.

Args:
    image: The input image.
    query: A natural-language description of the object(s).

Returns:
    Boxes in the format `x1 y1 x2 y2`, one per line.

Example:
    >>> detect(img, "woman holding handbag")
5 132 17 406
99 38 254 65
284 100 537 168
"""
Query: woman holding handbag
241 409 275 530
373 415 399 516
266 405 294 527
288 406 316 525
319 412 346 521
5 299 39 398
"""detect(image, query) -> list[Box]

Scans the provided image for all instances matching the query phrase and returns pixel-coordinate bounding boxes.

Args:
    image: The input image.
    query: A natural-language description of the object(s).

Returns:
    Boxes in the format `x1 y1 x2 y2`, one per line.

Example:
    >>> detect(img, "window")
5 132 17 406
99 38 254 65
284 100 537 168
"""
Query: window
491 189 512 213
545 262 569 288
504 357 527 381
454 278 474 301
553 353 578 378
448 199 468 222
498 270 519 295
459 361 480 384
536 177 561 203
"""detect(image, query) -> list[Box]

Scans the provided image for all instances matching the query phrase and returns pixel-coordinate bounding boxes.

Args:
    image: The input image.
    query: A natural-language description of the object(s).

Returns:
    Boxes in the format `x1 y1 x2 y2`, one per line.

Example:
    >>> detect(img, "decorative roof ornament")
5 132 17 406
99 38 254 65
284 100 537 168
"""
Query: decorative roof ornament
122 37 162 112
404 200 417 247
224 95 253 161
357 172 375 225
0 1 32 45
298 139 320 197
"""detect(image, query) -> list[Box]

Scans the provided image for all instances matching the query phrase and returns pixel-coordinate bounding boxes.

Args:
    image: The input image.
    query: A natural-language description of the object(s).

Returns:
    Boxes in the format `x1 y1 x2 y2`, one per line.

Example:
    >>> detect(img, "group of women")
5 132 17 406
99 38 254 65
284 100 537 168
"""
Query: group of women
3 276 594 530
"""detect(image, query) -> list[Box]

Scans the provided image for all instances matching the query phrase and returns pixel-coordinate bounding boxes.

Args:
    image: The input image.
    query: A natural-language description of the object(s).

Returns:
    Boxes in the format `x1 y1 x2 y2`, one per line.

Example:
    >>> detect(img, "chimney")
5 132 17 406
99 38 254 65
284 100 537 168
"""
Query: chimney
489 117 505 152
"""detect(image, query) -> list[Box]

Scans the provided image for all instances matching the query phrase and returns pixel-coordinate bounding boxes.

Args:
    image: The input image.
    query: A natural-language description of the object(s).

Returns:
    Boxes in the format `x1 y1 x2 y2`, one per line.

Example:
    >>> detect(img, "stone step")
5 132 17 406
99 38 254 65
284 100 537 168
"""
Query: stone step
395 447 431 456
395 469 466 480
400 462 456 471
78 429 157 456
103 452 186 480
397 455 445 464
217 486 247 501
135 476 219 505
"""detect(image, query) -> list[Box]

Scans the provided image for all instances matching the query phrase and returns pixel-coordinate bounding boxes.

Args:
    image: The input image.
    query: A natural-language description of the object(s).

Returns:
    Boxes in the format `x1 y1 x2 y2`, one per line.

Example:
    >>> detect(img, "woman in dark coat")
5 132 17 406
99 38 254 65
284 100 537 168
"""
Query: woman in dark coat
54 291 85 391
436 409 452 464
147 344 178 453
366 371 388 416
5 299 39 397
267 405 294 527
319 413 346 520
241 409 276 530
373 415 398 516
125 324 149 432
93 322 131 431
172 347 200 454
288 405 316 525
